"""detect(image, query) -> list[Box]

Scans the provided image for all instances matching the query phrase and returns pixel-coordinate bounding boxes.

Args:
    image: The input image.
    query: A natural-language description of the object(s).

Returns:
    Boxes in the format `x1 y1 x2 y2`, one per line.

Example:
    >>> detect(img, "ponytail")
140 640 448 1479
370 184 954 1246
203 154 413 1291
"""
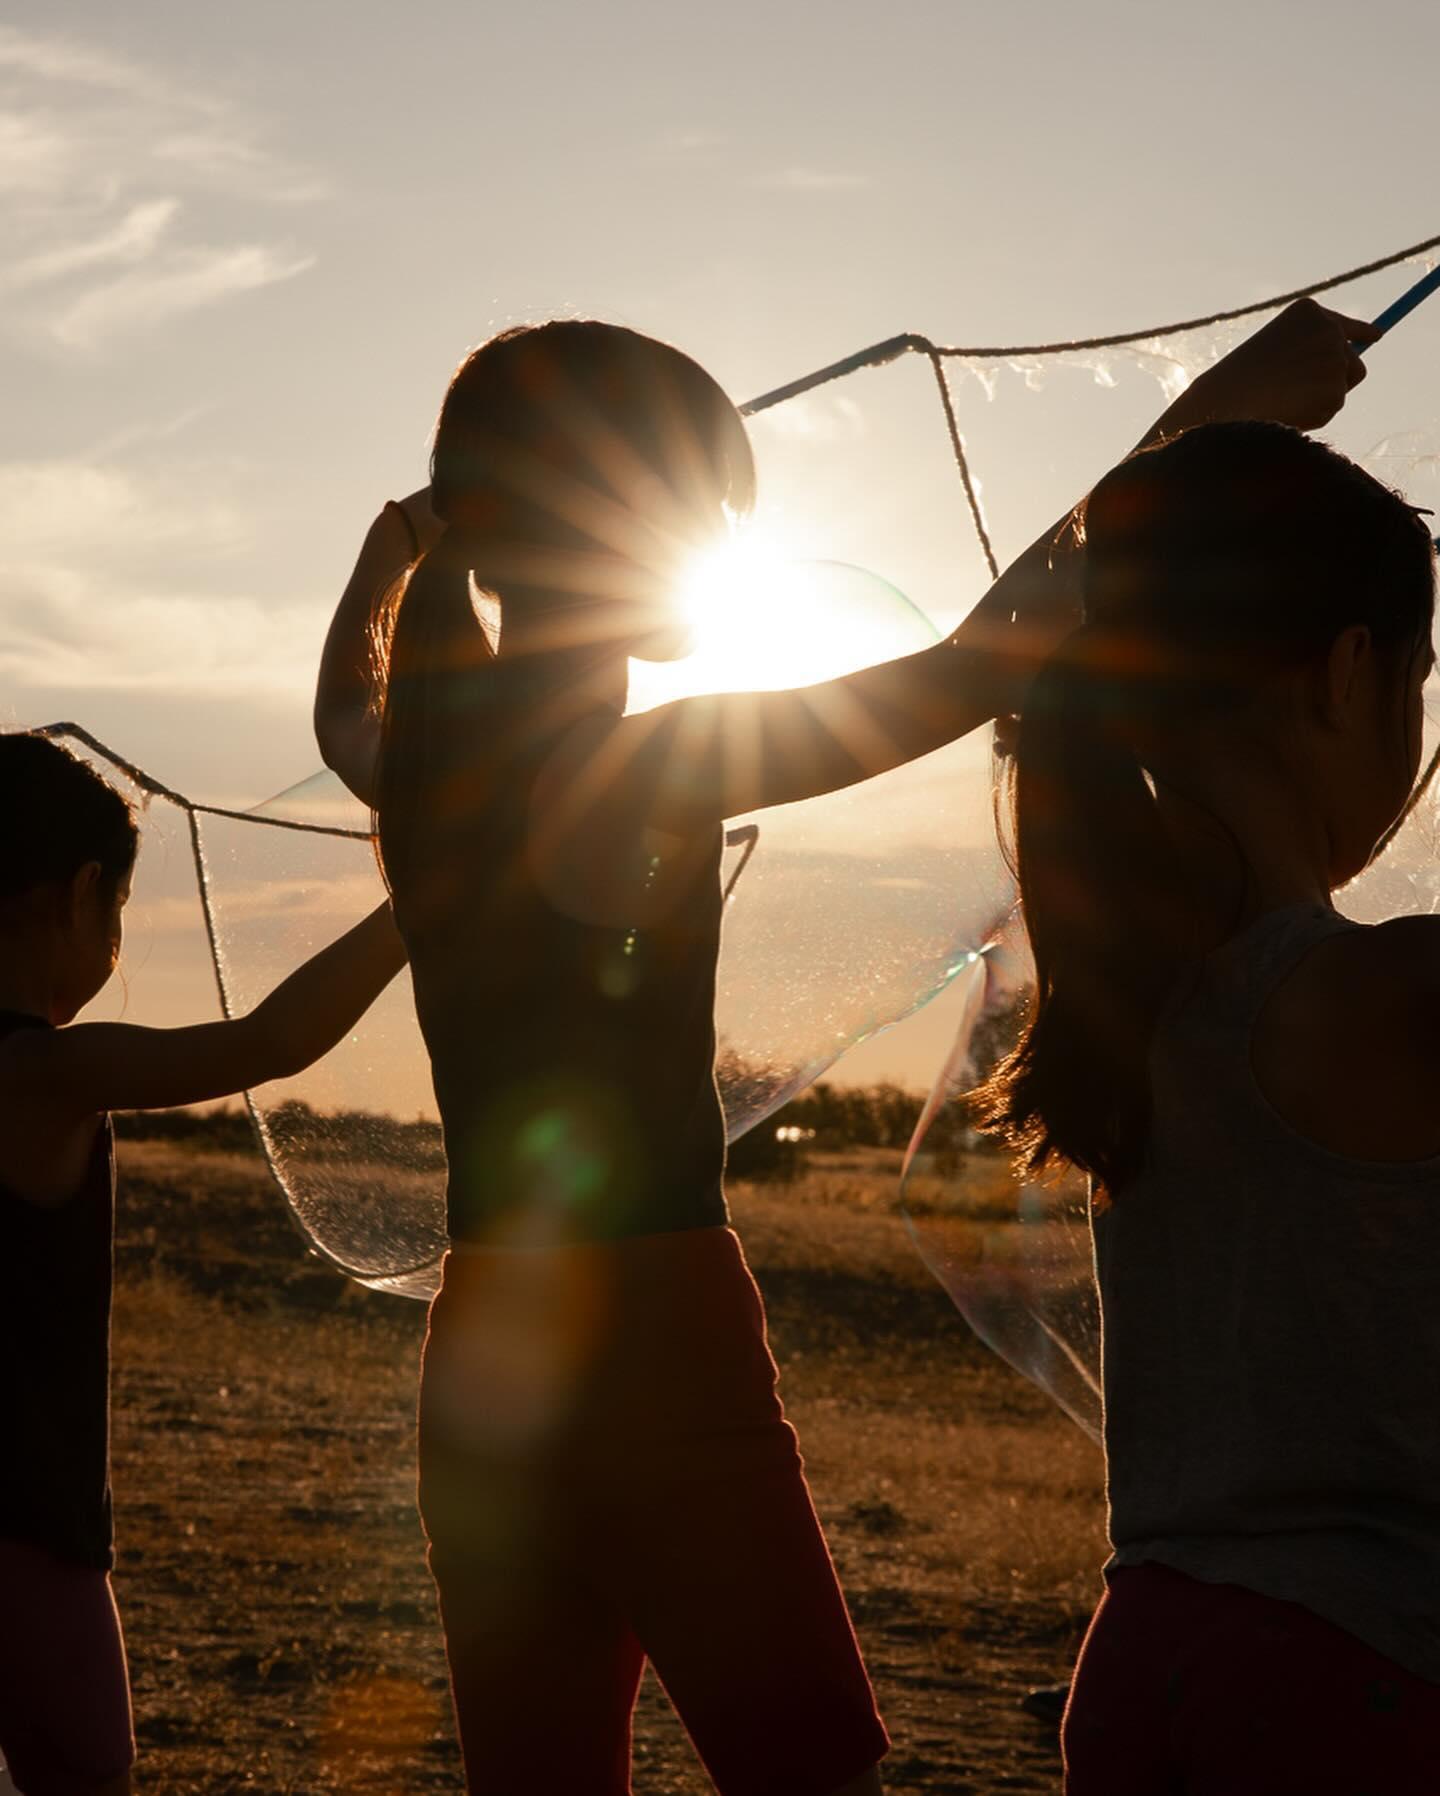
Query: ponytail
973 627 1195 1191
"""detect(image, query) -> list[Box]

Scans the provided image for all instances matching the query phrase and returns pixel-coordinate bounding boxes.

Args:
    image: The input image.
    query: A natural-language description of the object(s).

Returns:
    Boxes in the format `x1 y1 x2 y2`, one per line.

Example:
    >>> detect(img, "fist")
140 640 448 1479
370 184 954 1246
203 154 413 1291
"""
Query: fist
1173 297 1377 434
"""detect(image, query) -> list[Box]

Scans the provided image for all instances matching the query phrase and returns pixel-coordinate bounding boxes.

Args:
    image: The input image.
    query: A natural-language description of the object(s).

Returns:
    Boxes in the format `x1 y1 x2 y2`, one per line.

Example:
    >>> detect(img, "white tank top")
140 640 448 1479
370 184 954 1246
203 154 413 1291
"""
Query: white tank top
1096 902 1440 1681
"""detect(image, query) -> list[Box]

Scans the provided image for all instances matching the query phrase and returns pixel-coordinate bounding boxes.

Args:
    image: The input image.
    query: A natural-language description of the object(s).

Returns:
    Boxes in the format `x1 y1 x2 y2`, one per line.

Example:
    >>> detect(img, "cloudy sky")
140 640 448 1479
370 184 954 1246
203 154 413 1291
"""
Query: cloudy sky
6 0 1440 1088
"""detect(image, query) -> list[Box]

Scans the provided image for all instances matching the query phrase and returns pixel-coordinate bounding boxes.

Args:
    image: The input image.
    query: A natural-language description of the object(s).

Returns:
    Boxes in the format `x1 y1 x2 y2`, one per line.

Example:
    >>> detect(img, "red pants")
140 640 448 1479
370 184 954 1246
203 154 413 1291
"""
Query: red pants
0 1538 134 1795
418 1227 887 1796
1064 1562 1440 1795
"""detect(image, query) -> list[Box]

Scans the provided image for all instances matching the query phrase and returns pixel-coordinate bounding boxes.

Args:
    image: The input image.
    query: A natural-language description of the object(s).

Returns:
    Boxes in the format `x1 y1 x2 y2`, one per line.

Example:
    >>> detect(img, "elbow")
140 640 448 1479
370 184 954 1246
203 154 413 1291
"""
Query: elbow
314 708 379 808
312 690 350 770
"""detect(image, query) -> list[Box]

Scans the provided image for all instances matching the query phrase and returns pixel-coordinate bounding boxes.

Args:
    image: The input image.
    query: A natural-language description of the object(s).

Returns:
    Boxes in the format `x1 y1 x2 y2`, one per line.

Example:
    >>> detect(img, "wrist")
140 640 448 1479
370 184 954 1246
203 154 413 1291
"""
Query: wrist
1145 369 1227 442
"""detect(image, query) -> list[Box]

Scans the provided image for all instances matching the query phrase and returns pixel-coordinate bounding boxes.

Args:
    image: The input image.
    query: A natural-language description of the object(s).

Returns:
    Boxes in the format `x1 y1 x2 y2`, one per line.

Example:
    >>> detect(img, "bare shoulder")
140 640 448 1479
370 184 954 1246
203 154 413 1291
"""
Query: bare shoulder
1252 916 1440 1162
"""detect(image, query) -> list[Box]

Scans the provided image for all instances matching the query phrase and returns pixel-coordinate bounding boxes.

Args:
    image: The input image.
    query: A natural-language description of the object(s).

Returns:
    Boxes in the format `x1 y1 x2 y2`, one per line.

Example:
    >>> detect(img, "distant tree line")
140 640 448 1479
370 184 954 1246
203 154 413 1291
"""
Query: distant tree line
112 1101 445 1171
116 1008 1027 1187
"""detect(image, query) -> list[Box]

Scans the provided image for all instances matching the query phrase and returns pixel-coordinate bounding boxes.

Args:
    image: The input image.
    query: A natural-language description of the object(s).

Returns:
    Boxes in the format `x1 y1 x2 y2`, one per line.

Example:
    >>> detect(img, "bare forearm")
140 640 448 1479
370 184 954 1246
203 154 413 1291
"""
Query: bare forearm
946 300 1375 716
30 905 408 1118
246 903 407 1080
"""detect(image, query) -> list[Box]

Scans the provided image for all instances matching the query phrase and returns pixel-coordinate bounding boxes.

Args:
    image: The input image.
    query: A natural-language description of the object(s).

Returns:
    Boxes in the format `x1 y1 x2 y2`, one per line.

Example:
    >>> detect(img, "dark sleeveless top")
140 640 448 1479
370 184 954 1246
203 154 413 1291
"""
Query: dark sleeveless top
398 710 730 1245
0 1012 115 1569
1097 905 1440 1681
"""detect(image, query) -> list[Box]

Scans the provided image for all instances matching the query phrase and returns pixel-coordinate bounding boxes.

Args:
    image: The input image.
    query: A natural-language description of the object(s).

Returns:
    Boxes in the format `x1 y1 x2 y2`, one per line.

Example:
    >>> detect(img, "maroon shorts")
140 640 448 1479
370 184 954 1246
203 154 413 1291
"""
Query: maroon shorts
1064 1561 1440 1795
0 1538 134 1795
418 1226 888 1796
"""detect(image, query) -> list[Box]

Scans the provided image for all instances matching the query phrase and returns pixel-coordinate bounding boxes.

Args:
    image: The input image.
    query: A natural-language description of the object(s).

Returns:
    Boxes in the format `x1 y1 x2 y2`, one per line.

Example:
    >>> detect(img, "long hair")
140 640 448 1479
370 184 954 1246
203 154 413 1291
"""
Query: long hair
371 321 756 916
973 422 1435 1195
0 733 137 909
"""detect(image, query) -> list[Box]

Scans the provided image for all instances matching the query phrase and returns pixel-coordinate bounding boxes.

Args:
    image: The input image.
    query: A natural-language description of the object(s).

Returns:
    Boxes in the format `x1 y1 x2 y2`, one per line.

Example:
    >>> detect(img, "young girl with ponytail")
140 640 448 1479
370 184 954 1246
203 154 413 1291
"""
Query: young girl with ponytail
315 305 1370 1796
979 422 1440 1793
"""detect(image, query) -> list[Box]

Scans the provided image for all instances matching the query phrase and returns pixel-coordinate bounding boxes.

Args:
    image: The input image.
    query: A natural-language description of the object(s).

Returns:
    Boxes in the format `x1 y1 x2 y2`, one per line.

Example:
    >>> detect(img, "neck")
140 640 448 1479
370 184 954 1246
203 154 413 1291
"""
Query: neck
491 584 631 714
1155 744 1334 931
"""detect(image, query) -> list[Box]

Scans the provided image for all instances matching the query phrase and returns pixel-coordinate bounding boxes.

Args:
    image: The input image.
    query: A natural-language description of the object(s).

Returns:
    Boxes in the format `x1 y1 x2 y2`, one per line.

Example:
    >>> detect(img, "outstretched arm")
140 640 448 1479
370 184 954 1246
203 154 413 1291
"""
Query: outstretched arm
551 299 1374 831
315 489 441 804
7 903 407 1125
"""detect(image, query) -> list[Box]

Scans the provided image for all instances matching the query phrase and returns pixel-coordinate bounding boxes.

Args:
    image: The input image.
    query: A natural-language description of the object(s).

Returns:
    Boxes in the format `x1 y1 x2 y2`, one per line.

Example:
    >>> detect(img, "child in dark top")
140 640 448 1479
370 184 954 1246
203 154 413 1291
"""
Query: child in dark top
315 300 1372 1796
978 423 1440 1792
0 732 406 1796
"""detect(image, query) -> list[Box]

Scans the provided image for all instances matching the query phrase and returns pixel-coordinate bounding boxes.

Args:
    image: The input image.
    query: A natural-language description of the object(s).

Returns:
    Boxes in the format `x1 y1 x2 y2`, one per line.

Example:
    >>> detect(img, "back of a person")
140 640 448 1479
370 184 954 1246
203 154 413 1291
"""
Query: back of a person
1098 900 1440 1679
972 420 1440 1793
0 1010 115 1573
397 718 731 1244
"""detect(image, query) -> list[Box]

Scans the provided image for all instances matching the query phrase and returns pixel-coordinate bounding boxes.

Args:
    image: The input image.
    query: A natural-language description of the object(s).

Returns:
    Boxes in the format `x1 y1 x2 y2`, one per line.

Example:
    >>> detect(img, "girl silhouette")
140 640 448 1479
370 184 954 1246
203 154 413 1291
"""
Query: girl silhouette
316 305 1368 1795
980 422 1440 1793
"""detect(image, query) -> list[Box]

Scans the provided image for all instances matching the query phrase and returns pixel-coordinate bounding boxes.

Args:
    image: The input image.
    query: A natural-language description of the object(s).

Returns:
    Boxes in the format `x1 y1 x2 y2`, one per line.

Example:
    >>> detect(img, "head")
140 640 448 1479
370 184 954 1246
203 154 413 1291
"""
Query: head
373 321 755 897
974 421 1436 1194
0 734 138 1022
426 319 755 659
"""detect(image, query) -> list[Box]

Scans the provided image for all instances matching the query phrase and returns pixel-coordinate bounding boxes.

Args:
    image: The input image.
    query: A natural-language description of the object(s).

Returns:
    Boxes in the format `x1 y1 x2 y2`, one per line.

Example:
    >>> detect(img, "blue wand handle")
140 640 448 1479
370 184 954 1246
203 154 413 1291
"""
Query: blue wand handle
1357 263 1440 547
1367 263 1440 339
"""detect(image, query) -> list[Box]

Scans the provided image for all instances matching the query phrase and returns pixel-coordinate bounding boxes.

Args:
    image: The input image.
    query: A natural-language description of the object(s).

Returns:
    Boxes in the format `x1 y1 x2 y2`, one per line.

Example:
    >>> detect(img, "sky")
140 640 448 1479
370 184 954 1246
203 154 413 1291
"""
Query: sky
6 0 1440 1095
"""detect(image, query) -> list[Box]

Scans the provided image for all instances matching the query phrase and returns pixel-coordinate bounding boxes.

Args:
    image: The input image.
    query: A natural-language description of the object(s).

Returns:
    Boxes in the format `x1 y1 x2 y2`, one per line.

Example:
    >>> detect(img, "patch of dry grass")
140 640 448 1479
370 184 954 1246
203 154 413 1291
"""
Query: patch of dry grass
108 1140 1103 1793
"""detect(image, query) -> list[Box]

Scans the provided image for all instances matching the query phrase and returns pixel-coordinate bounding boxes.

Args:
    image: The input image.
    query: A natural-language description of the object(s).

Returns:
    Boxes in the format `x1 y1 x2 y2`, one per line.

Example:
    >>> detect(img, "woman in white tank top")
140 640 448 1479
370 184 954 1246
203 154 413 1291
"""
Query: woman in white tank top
975 420 1440 1794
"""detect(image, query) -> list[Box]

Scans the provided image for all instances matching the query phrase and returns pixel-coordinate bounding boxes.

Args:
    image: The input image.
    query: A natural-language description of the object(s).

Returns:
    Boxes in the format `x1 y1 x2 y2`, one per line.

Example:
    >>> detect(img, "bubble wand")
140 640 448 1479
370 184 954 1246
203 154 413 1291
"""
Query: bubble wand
1367 262 1440 339
1359 265 1440 553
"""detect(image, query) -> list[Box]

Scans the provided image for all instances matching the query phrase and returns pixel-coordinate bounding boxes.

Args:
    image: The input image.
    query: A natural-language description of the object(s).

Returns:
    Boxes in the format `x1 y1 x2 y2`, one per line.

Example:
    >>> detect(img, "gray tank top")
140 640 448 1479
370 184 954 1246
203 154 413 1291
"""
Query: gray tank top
1096 902 1440 1681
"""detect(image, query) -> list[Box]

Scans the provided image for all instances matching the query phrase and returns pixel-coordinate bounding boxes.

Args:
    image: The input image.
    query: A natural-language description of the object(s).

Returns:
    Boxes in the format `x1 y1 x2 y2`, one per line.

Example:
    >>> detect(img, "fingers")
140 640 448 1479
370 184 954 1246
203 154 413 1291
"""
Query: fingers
1283 298 1383 349
1298 300 1372 409
1317 304 1382 345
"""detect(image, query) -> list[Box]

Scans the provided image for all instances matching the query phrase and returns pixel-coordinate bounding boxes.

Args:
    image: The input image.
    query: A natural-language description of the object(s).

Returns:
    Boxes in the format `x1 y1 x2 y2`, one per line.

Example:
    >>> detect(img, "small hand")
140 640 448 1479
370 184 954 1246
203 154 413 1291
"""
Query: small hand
1167 297 1378 435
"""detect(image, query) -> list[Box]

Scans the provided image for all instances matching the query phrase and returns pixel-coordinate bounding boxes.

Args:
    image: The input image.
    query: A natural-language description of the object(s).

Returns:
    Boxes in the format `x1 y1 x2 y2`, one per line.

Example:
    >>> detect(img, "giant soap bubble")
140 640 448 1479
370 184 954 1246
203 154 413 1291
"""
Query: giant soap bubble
196 558 1013 1296
45 253 1440 1325
900 923 1103 1438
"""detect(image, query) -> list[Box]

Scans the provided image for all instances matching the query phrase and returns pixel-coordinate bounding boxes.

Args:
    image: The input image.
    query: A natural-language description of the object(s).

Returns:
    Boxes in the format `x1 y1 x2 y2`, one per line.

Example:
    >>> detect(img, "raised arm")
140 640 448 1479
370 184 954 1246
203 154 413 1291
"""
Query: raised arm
546 299 1375 832
7 903 406 1126
315 489 442 804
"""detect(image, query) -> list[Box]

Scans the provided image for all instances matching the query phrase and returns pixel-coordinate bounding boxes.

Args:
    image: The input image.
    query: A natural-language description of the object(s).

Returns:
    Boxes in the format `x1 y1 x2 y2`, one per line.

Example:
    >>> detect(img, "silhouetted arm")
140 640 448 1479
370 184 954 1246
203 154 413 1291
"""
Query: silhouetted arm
315 489 441 804
544 299 1378 831
7 905 406 1124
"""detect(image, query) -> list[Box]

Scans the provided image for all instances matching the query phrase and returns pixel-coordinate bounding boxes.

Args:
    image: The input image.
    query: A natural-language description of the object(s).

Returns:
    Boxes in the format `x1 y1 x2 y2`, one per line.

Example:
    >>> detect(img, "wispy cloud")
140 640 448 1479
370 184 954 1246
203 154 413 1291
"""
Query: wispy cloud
659 128 728 155
0 457 241 559
0 26 322 351
752 167 875 193
0 455 318 700
52 242 315 350
0 109 73 193
0 25 205 110
0 572 321 699
3 195 179 289
151 131 328 204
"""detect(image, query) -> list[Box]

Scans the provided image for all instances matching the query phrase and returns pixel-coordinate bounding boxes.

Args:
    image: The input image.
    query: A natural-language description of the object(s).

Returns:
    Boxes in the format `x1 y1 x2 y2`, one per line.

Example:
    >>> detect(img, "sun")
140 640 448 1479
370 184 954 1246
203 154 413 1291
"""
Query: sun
626 526 935 714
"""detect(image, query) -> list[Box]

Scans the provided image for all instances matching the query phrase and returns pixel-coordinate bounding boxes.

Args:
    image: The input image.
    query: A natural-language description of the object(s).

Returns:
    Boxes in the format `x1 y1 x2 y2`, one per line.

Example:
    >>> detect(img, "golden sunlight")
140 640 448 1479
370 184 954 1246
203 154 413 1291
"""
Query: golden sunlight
626 529 936 713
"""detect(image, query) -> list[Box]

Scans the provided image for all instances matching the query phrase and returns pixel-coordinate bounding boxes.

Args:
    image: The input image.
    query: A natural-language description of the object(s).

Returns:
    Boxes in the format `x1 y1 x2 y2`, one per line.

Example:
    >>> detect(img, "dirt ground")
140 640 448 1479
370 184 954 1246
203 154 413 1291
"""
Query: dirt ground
107 1138 1106 1793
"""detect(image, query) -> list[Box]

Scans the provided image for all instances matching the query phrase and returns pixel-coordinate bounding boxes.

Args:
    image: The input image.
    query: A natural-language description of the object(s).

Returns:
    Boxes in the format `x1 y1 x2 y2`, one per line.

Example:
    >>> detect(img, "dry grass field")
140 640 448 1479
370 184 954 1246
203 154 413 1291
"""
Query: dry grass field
107 1137 1105 1793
